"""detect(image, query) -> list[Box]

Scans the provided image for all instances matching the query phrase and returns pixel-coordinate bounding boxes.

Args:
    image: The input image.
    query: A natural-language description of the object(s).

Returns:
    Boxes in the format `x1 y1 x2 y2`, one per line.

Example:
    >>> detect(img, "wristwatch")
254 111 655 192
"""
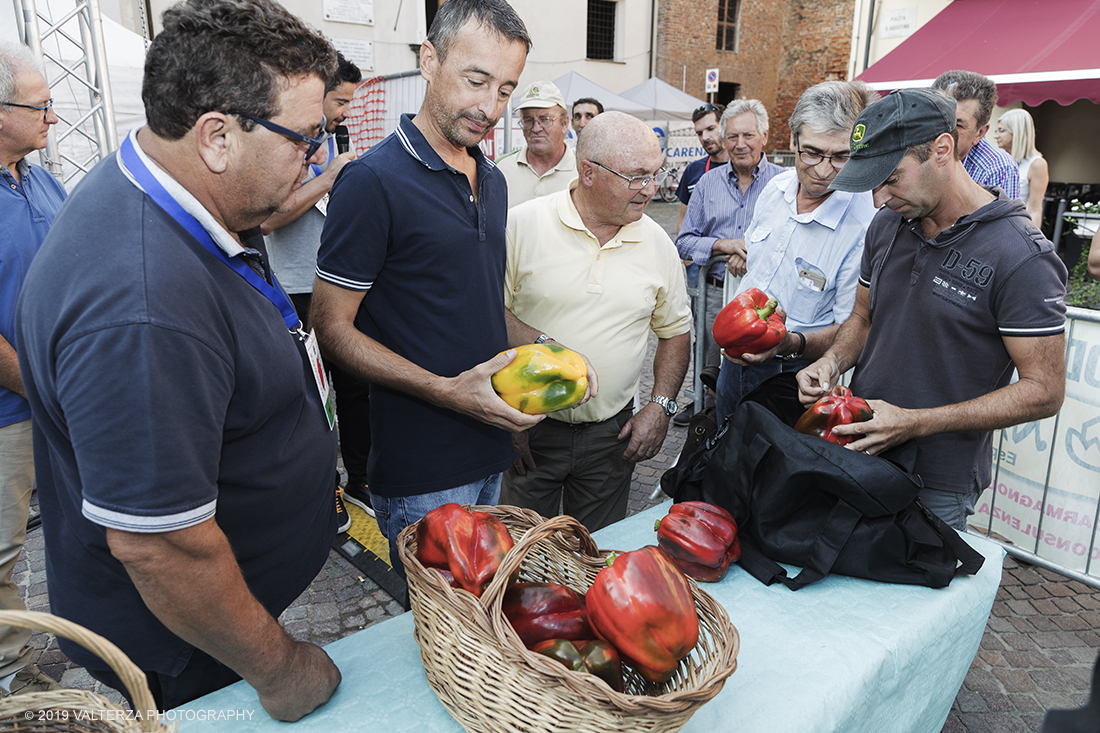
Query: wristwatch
649 395 678 417
778 331 806 362
534 333 553 345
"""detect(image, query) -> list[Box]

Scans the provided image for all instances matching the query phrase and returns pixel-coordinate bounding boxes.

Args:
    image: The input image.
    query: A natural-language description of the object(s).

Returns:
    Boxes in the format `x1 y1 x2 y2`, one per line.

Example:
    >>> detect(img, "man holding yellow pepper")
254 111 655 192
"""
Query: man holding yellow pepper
500 112 692 532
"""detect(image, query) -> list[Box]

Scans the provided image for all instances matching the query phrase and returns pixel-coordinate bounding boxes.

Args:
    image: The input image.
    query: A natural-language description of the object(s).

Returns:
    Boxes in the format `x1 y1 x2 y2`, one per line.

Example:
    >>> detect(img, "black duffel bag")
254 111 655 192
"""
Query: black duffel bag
661 373 984 590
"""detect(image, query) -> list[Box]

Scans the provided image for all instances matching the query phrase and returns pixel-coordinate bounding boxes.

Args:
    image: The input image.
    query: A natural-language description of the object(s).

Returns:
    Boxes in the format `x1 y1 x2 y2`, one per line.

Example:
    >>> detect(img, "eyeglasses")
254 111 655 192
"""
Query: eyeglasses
994 128 1008 135
694 103 718 115
2 98 53 121
520 114 563 130
227 110 327 160
589 160 669 190
795 136 850 170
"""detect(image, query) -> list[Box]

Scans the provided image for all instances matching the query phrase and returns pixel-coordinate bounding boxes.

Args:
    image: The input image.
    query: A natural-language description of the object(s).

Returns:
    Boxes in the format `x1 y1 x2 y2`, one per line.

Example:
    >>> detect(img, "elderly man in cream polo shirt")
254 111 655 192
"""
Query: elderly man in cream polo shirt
500 111 691 532
497 80 577 208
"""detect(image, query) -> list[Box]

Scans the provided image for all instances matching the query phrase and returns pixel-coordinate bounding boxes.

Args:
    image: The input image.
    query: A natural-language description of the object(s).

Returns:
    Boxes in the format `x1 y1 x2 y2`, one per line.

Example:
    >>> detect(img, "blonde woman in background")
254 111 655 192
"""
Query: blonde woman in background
994 109 1049 227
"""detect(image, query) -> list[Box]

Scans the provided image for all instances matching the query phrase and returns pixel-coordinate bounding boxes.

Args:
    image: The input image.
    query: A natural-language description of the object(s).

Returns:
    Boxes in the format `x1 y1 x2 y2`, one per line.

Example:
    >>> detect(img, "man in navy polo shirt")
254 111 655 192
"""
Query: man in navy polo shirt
17 0 341 717
798 89 1066 531
313 0 558 580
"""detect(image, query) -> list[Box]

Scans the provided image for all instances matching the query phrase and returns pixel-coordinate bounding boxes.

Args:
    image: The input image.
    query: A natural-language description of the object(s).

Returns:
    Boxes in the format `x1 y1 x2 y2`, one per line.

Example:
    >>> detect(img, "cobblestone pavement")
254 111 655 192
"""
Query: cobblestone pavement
11 200 1100 732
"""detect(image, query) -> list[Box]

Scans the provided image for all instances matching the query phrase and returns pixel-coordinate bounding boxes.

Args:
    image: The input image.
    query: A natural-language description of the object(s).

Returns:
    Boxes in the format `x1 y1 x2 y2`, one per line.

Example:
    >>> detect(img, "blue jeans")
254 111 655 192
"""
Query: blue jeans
920 486 980 532
371 473 503 587
716 358 809 423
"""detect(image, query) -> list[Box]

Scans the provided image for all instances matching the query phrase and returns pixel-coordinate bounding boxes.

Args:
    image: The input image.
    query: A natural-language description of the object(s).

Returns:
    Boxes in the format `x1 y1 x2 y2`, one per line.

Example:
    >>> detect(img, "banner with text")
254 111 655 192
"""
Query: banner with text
974 311 1100 580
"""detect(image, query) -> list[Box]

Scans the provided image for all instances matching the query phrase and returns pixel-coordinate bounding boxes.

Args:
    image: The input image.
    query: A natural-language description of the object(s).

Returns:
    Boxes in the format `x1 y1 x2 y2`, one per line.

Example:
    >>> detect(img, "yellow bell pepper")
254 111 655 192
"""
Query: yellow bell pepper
491 344 588 414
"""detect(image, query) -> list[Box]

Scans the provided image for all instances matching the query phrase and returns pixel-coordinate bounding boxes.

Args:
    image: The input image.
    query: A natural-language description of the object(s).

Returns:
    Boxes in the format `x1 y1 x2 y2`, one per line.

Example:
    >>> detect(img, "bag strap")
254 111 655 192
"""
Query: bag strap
915 499 986 576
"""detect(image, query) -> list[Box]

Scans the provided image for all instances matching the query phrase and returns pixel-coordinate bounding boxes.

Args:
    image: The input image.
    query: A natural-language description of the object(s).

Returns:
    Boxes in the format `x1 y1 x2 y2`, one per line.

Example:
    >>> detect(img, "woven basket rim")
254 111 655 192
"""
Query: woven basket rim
0 610 175 733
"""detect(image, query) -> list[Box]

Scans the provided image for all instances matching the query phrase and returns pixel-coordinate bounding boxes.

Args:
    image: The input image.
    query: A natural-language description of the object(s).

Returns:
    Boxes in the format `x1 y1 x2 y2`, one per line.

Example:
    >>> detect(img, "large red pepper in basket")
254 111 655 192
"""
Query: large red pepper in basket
586 546 699 684
415 503 515 598
655 502 741 582
712 287 786 355
794 385 874 447
502 581 592 648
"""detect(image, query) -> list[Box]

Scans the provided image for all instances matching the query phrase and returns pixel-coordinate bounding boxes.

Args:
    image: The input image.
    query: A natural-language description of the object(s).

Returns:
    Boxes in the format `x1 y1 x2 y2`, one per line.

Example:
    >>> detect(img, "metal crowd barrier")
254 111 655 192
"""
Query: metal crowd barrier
971 306 1100 589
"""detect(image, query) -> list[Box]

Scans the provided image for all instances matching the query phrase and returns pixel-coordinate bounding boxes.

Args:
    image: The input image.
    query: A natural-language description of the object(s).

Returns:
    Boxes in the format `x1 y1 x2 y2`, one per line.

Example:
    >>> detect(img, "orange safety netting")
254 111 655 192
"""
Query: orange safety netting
345 76 387 152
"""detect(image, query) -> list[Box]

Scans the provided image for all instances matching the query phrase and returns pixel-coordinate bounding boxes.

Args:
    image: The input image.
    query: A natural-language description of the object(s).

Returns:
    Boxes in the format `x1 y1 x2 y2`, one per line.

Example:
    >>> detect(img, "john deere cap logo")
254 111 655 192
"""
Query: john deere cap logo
852 124 866 143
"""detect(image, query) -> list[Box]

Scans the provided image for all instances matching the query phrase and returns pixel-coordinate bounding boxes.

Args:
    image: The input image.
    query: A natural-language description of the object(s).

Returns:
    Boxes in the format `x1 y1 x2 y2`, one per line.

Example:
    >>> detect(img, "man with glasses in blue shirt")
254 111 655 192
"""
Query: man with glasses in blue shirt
714 81 879 421
0 40 65 699
497 80 575 207
500 111 691 532
17 0 342 717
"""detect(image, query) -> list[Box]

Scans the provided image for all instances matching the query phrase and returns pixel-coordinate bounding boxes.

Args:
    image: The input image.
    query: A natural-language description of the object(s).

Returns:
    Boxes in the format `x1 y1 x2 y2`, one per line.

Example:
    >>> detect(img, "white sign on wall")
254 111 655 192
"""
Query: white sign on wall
329 37 374 72
974 315 1100 581
324 0 374 25
879 7 917 39
705 68 719 94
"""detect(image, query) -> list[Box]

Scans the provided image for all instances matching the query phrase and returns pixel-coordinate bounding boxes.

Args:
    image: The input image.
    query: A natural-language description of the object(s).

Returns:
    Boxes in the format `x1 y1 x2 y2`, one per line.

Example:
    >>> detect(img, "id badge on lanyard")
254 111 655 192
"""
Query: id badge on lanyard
120 135 336 430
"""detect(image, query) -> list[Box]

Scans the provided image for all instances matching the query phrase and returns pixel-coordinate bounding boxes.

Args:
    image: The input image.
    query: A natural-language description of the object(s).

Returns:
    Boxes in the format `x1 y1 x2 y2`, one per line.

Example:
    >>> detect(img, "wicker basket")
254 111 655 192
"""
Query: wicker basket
397 507 739 733
0 611 175 733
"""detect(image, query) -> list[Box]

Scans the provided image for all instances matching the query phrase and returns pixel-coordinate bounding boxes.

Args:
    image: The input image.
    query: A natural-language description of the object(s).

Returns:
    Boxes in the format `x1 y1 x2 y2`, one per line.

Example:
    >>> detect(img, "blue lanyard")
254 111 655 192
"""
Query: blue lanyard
119 135 304 335
310 136 336 179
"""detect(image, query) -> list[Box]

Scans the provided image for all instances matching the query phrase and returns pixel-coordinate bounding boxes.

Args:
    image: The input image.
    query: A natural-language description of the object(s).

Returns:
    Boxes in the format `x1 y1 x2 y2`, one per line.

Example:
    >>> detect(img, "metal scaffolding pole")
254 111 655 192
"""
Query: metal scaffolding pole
14 0 118 184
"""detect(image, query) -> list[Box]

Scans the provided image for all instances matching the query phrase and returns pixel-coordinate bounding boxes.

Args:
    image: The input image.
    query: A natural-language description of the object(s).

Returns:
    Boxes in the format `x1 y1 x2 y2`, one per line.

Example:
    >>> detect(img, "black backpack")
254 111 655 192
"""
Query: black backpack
661 373 984 590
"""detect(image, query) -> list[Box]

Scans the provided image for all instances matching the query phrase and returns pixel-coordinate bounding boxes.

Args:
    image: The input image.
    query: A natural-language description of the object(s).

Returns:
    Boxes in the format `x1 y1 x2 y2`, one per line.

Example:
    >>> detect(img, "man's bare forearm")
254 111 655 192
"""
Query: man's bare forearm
0 335 24 398
107 521 340 720
651 332 690 399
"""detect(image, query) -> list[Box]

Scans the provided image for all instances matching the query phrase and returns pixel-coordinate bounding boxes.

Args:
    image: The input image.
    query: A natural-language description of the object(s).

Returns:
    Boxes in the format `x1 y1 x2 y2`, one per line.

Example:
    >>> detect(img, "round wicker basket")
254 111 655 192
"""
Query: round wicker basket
0 611 175 733
397 507 739 733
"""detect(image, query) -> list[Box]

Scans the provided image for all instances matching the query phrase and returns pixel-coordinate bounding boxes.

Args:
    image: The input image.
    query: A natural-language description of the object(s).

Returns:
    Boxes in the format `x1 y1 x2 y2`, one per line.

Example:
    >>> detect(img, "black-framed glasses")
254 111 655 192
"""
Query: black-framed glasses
2 98 53 121
520 114 563 130
227 110 327 160
794 135 850 170
590 160 669 190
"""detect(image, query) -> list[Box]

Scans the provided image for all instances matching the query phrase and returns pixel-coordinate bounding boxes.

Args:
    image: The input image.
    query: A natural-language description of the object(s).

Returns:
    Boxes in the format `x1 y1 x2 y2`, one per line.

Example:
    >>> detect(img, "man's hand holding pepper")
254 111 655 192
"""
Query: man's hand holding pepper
721 304 789 366
830 399 922 456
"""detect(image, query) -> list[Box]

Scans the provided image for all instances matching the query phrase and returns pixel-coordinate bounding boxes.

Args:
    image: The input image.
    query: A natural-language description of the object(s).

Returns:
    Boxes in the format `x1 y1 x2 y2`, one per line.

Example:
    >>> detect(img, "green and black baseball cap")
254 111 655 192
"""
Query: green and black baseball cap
829 88 956 193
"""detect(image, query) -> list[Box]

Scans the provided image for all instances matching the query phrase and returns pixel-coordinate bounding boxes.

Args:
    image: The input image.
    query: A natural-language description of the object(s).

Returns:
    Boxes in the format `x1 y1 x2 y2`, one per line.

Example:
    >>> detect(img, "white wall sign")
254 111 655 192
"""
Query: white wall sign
330 37 375 72
324 0 374 26
879 7 917 39
705 68 719 94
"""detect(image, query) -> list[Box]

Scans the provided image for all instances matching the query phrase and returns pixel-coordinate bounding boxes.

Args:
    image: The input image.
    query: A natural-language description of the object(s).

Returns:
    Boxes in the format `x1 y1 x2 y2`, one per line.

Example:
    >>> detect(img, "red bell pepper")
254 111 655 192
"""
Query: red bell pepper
502 581 592 649
586 546 699 684
712 287 787 355
794 385 874 447
415 503 514 597
655 502 741 582
531 639 624 692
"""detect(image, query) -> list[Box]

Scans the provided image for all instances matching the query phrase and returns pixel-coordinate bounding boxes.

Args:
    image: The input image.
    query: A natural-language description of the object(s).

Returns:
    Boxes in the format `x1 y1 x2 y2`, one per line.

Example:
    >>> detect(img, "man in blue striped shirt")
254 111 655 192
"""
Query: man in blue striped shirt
932 70 1020 200
675 100 783 418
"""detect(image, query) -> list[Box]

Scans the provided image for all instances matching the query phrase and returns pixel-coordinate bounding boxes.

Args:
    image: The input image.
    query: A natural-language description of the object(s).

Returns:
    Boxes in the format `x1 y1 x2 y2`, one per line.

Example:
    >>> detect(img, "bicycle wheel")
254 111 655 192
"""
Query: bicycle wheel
659 172 680 203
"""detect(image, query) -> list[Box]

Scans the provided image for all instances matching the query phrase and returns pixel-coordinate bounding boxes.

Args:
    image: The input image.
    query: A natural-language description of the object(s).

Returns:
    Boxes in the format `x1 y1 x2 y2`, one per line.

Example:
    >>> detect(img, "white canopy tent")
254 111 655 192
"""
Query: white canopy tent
550 71 650 117
619 77 707 121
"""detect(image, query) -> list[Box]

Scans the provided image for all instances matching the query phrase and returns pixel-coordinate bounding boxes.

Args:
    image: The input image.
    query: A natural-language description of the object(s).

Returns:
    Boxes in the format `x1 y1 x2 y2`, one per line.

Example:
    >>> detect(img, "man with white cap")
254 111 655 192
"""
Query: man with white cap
796 88 1067 531
497 80 575 207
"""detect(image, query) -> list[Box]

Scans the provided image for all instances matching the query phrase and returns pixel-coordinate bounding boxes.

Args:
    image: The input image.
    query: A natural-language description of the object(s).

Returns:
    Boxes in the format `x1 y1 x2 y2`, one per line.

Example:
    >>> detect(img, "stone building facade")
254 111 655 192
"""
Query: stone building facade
656 0 855 150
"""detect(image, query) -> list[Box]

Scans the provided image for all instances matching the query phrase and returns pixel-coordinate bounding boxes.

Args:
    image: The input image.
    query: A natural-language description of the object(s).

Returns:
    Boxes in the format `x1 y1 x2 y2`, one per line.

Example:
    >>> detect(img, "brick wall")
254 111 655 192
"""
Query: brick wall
657 0 855 151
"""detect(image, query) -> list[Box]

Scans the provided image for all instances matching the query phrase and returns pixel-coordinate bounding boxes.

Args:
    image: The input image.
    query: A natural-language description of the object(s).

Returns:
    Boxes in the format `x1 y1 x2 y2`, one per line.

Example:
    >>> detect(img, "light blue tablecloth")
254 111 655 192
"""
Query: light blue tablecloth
176 501 1003 733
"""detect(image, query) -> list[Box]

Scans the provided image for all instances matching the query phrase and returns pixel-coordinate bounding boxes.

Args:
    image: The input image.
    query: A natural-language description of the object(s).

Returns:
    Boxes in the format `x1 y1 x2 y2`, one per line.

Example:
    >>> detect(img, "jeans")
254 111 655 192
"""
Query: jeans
372 473 503 589
920 486 981 532
716 358 809 423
